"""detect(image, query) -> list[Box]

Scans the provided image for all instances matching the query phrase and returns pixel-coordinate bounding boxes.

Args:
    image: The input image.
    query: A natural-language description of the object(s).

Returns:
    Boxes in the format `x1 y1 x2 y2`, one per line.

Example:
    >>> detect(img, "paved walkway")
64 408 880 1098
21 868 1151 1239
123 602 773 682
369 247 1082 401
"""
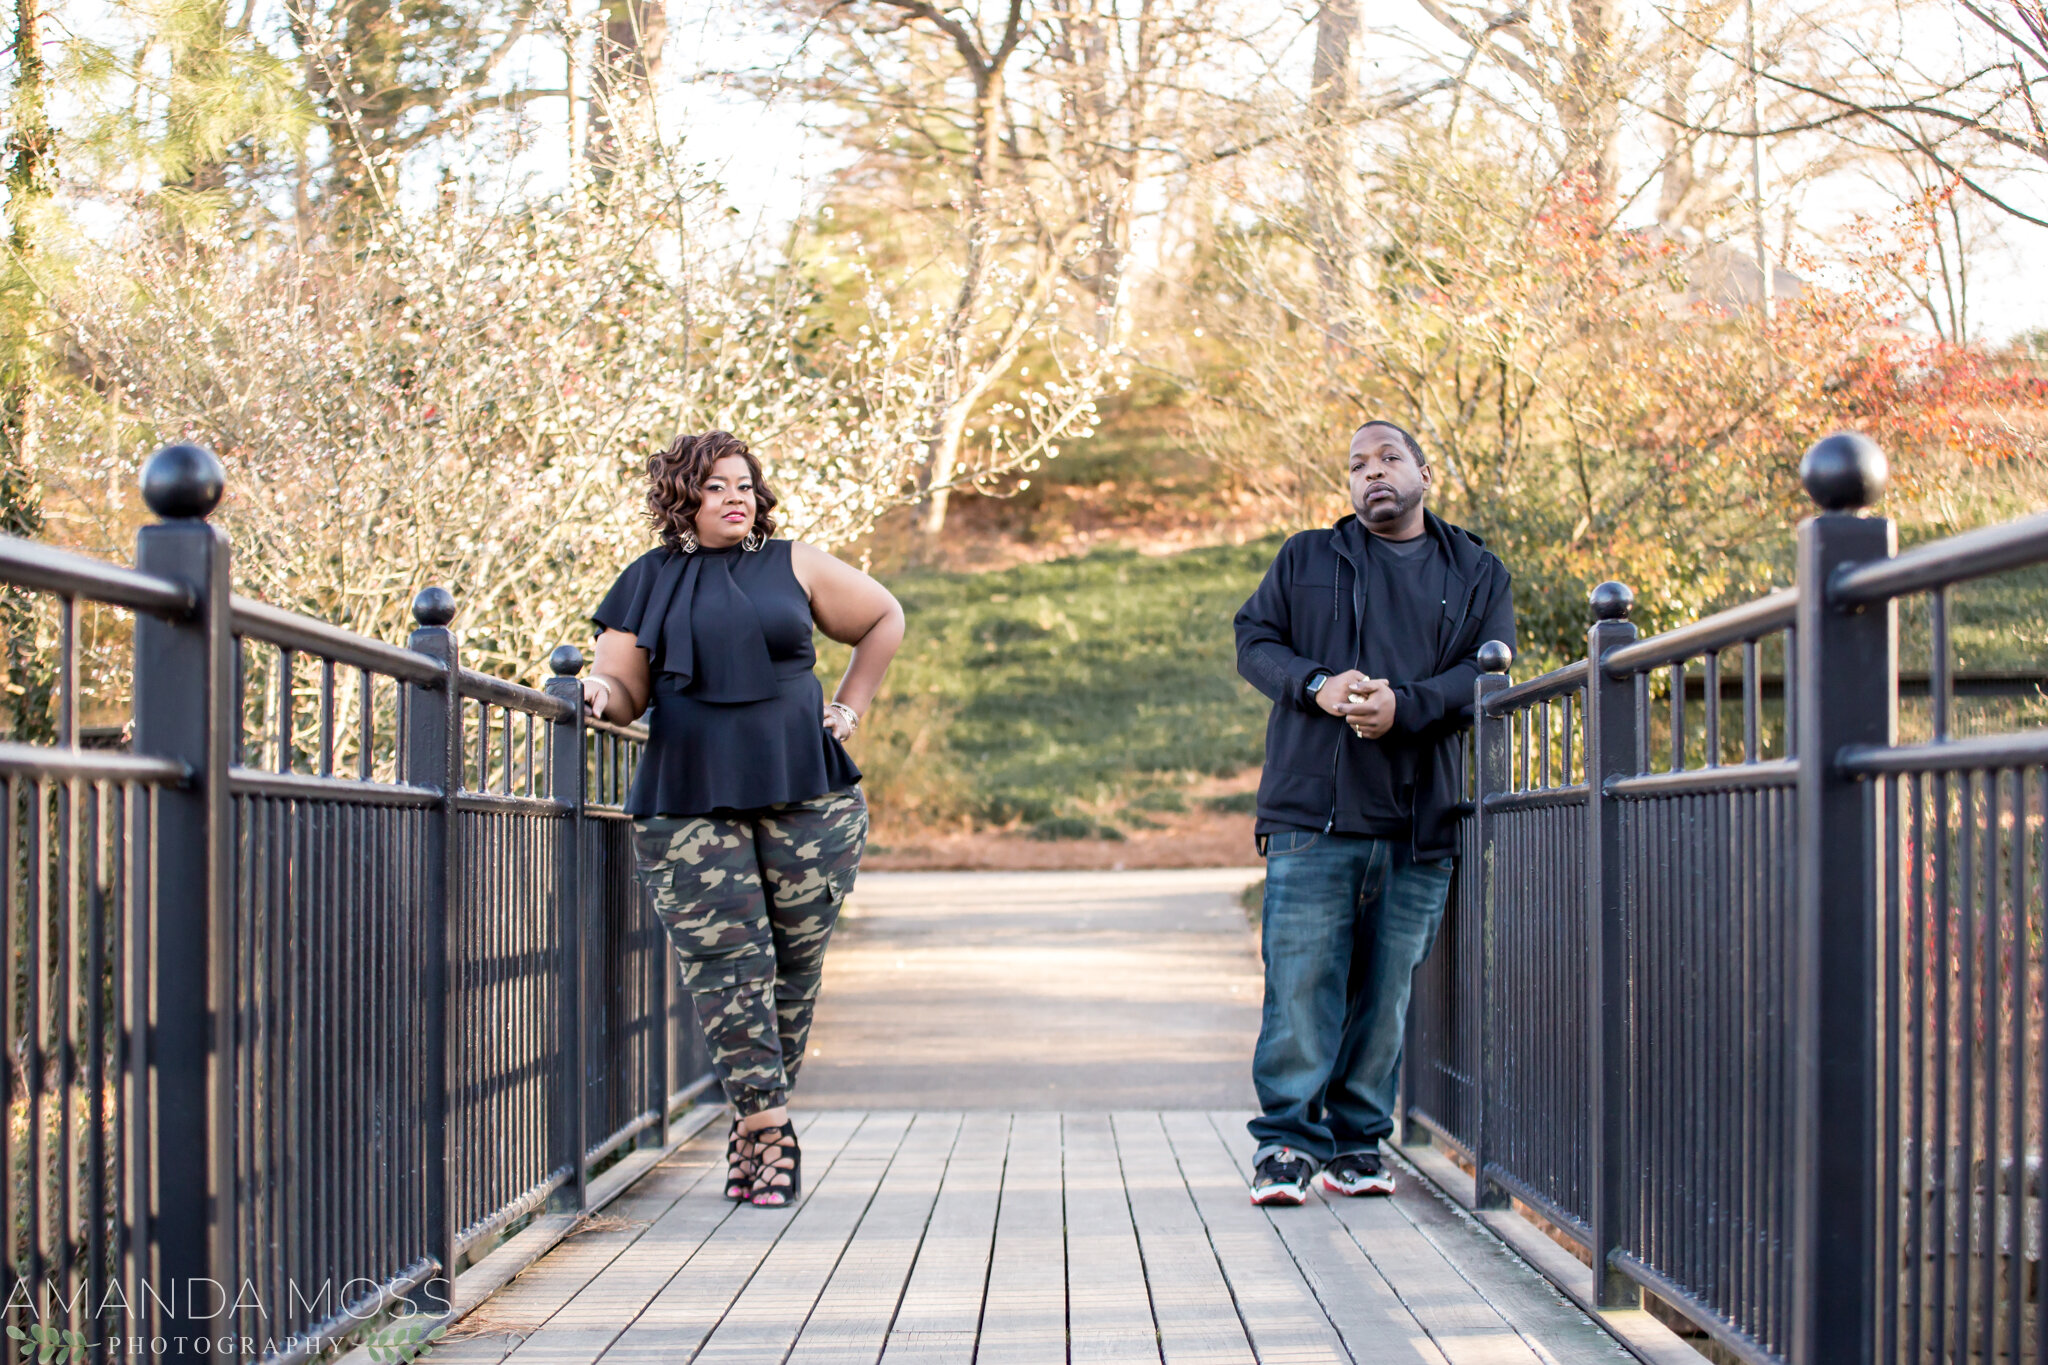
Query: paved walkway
795 869 1267 1110
434 871 1638 1364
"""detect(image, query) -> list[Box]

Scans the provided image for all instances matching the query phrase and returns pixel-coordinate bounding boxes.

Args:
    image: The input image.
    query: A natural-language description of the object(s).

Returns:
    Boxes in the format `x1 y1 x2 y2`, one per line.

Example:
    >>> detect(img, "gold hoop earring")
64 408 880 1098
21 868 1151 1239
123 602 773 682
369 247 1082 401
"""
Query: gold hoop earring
679 527 699 553
742 530 765 552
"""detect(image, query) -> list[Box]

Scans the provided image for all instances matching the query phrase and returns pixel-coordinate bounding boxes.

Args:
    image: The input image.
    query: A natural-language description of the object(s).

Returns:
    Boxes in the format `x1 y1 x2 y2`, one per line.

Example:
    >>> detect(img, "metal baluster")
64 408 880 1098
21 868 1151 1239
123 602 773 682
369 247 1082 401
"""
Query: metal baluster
358 668 373 781
1669 662 1685 773
277 647 295 774
1473 642 1511 1210
1635 672 1650 775
320 658 336 776
1704 650 1721 767
1743 640 1760 764
1931 587 1952 742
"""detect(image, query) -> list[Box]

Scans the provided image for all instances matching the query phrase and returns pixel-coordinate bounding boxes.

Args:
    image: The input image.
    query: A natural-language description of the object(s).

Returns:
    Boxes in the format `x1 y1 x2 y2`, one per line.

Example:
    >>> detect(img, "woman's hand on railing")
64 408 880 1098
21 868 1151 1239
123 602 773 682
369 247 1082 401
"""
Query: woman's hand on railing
582 674 615 721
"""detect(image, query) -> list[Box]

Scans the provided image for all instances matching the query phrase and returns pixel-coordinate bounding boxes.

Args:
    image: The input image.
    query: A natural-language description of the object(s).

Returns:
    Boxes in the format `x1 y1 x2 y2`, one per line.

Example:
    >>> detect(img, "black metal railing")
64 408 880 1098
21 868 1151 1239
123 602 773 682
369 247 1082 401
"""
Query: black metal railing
1402 431 2048 1365
0 446 709 1363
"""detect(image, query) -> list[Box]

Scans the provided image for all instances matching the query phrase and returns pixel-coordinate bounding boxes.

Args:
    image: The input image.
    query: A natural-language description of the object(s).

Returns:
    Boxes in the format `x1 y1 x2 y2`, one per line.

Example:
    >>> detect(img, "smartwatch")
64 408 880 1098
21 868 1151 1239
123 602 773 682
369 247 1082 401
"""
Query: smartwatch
1305 671 1332 701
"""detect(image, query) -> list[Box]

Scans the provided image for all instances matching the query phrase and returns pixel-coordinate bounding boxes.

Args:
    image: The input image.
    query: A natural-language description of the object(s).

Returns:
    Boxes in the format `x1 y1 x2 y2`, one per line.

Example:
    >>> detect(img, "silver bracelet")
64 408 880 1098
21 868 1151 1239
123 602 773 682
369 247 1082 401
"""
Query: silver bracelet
825 701 860 733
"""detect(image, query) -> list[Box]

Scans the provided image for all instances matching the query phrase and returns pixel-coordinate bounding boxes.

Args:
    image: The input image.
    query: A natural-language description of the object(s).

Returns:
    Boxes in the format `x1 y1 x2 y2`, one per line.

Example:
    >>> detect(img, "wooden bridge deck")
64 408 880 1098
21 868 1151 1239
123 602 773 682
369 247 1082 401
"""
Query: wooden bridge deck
426 871 1666 1364
433 1107 1634 1364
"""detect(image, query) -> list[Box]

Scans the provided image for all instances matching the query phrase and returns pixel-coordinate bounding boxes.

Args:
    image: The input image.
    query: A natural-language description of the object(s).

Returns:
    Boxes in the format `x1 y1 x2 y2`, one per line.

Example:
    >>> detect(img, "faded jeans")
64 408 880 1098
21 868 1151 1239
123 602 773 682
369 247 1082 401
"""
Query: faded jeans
1248 830 1454 1165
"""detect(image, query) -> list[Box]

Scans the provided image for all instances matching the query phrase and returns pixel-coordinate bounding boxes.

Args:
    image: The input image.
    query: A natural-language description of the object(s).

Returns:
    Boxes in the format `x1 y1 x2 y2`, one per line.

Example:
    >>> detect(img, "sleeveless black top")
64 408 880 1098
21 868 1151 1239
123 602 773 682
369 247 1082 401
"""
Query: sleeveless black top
591 539 862 818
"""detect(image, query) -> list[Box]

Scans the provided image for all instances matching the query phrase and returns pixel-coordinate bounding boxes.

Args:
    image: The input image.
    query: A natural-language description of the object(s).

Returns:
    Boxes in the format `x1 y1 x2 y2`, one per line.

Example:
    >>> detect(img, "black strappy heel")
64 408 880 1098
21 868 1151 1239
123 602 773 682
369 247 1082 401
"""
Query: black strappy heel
724 1118 757 1201
747 1121 800 1207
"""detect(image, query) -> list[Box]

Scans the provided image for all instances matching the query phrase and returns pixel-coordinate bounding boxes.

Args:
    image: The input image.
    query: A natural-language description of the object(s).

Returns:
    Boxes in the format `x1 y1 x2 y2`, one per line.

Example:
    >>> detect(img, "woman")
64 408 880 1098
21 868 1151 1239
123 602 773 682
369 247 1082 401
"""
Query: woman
583 430 904 1207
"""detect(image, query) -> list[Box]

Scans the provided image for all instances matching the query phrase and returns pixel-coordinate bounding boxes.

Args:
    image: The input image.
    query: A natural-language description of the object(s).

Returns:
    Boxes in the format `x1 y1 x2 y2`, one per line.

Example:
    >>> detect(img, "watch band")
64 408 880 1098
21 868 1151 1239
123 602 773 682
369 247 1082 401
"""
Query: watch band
1306 671 1331 698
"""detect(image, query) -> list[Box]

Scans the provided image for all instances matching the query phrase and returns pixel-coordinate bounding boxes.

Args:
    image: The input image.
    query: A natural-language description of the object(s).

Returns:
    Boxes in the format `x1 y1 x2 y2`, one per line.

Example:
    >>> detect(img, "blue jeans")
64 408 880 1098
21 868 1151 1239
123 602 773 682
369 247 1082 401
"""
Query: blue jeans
1248 830 1453 1164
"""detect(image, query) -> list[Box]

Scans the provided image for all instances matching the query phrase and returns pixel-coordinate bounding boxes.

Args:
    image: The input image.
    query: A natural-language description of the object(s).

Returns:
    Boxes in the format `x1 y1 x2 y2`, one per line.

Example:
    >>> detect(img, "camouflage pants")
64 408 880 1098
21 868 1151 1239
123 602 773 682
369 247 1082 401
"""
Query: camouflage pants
631 787 868 1116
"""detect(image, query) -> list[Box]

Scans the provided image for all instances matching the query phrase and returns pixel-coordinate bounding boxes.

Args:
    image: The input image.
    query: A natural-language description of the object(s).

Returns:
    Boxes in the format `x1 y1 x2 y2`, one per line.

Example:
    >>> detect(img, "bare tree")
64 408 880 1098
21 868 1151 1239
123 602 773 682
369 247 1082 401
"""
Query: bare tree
757 0 1221 537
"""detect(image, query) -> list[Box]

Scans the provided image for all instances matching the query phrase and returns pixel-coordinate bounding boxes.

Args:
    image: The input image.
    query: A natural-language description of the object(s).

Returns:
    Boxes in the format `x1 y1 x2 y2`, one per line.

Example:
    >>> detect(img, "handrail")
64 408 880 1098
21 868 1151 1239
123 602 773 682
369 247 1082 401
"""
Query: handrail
1483 659 1590 715
0 535 196 617
458 666 576 721
0 741 189 785
1603 589 1797 677
589 715 650 742
1831 510 2048 607
1838 730 2048 775
231 594 446 684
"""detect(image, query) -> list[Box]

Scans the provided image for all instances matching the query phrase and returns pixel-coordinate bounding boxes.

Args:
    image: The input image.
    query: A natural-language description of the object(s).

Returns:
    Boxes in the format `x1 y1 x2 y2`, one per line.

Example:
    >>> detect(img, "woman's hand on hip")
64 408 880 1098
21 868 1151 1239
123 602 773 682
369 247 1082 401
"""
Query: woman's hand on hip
822 702 857 742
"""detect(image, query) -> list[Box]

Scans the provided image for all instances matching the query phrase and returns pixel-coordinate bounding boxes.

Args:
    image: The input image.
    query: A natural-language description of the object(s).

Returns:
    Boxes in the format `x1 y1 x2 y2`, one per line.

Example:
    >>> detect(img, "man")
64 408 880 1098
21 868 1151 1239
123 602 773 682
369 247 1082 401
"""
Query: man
1233 420 1515 1206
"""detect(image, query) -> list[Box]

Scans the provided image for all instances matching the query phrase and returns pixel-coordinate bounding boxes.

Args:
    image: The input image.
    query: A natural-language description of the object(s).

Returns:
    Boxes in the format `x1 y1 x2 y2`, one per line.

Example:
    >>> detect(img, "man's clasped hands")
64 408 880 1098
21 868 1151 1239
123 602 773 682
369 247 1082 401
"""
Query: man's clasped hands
1314 670 1396 740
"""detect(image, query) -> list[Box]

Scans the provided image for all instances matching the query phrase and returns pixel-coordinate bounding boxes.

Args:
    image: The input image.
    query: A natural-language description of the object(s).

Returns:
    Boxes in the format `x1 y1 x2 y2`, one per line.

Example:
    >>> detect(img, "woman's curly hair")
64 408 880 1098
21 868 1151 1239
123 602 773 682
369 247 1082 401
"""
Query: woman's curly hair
646 431 779 550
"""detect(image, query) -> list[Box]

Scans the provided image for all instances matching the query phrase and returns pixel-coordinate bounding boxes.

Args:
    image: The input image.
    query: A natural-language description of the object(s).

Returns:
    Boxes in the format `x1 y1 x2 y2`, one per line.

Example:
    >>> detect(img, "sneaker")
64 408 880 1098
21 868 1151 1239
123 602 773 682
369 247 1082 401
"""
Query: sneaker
1318 1150 1395 1197
1250 1148 1317 1206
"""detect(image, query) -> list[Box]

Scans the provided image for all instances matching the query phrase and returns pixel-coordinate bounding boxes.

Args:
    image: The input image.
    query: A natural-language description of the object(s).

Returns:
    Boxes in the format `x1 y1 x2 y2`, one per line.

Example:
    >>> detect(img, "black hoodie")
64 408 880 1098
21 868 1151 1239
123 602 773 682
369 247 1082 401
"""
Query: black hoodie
1233 510 1516 860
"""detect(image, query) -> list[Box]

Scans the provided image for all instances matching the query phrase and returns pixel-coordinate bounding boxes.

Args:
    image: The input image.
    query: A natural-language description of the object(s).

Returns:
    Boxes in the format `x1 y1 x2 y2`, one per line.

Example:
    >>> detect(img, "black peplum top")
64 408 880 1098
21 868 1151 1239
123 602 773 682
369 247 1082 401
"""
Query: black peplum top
590 538 861 818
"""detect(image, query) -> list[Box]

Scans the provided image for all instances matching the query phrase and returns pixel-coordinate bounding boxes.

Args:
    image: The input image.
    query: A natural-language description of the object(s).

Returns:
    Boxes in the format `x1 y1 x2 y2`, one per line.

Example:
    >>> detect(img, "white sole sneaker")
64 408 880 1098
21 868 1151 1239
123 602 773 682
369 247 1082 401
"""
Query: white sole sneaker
1317 1167 1395 1198
1250 1179 1310 1207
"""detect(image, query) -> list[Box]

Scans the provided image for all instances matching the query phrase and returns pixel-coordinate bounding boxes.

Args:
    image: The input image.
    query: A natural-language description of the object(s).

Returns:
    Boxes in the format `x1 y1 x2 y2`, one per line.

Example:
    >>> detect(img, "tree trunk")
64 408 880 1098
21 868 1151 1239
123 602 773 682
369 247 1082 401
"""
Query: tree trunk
1563 0 1621 211
919 64 1005 541
1306 0 1361 330
3 0 54 741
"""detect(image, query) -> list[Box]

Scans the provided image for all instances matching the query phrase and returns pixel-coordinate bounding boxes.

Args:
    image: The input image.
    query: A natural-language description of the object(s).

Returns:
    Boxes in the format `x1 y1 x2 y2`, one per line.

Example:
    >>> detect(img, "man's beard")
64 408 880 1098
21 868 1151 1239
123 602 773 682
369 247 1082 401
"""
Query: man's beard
1356 487 1421 524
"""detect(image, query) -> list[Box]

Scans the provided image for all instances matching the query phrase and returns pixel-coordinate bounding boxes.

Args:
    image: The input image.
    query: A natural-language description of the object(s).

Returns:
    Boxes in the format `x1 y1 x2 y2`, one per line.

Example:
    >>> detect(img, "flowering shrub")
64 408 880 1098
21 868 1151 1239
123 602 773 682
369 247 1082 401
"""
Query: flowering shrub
37 125 1110 682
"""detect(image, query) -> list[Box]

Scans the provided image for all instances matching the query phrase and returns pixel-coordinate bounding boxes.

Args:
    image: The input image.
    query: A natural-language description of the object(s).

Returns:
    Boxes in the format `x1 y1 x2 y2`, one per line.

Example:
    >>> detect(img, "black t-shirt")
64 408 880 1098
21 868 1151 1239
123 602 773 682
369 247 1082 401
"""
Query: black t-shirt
1266 527 1449 841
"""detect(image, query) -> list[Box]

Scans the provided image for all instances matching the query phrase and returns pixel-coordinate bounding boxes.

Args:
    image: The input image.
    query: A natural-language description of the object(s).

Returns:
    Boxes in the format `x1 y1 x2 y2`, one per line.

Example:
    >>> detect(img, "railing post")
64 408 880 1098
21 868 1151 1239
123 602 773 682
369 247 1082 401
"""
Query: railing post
131 445 233 1351
1583 582 1640 1309
1790 433 1894 1365
544 646 590 1210
643 861 670 1148
406 587 461 1302
1472 640 1511 1211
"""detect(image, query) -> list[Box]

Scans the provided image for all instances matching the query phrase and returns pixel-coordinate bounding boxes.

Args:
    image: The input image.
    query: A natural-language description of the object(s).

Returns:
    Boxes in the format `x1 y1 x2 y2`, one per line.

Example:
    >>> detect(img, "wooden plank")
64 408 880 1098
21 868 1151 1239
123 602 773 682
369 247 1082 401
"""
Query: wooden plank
433 1130 724 1363
787 1112 967 1365
421 1106 725 1364
599 1110 869 1363
693 1111 916 1363
1110 1113 1255 1365
1201 1115 1446 1365
1063 1113 1163 1365
1230 1119 1542 1365
1159 1111 1350 1364
881 1112 1010 1362
977 1112 1068 1365
1401 1143 1696 1365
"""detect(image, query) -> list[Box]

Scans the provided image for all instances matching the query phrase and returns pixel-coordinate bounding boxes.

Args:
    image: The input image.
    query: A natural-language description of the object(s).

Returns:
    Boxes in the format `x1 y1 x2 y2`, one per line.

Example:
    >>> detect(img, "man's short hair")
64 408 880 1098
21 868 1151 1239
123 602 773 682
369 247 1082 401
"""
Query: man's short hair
1354 419 1428 466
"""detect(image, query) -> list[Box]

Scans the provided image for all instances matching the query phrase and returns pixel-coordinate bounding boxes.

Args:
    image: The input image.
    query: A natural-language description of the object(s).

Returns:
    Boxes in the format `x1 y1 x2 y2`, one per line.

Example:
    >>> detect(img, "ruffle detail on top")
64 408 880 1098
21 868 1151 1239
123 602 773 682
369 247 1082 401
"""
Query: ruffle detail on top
592 545 780 703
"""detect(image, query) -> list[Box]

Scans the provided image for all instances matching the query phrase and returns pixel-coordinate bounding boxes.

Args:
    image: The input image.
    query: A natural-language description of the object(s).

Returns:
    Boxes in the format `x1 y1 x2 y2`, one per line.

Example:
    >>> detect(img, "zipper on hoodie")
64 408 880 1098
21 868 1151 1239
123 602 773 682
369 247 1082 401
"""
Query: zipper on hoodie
1325 543 1369 836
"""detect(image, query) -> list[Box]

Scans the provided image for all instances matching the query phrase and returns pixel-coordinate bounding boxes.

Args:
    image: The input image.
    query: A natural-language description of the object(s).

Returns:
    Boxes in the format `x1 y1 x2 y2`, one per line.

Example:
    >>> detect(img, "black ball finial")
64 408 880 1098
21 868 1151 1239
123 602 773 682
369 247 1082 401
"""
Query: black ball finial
1800 431 1888 511
549 644 586 677
1477 640 1513 674
139 443 225 520
411 586 456 627
1590 581 1634 622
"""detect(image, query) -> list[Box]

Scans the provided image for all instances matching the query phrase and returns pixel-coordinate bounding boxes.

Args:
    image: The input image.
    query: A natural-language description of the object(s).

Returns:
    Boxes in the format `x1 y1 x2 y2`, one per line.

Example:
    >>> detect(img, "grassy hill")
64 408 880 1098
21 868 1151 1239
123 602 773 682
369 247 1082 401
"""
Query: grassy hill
834 479 2048 842
826 538 1283 838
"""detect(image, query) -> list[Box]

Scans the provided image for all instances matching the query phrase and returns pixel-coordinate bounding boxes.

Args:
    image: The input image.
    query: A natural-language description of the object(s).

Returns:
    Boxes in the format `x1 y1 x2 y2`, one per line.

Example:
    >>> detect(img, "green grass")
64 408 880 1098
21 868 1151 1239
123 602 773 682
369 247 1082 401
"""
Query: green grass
824 538 1281 829
832 492 2048 831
